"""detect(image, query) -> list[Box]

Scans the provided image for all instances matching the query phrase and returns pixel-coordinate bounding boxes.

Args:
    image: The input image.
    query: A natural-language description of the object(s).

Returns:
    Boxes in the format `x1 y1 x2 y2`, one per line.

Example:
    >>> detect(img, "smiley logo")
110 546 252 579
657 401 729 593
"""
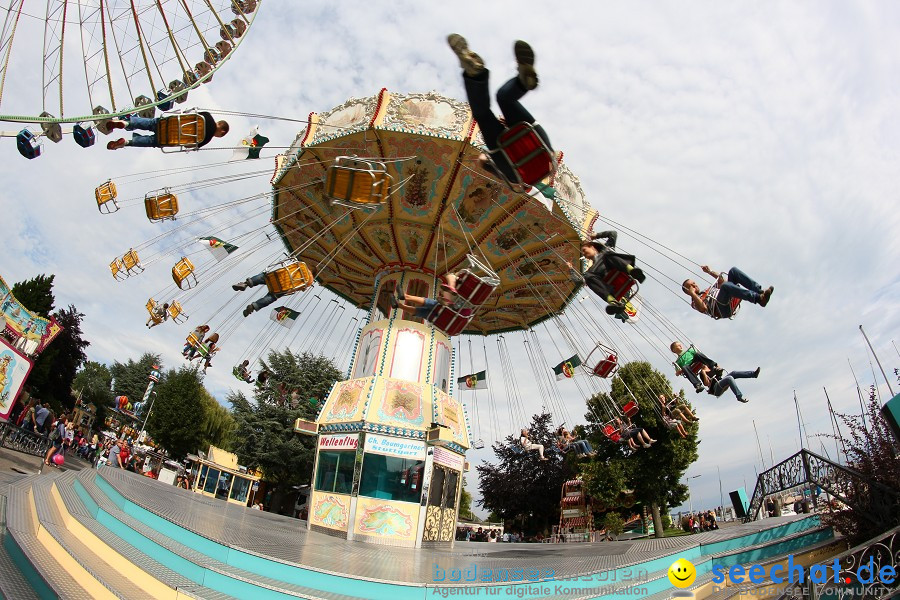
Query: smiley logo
668 558 697 588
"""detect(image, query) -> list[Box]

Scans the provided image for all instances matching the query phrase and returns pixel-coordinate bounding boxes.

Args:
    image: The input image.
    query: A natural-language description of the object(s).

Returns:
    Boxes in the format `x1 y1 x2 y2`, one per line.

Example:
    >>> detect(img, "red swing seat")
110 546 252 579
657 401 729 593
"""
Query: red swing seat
491 122 556 188
602 269 638 301
592 354 618 378
622 401 639 418
603 423 622 443
427 304 473 337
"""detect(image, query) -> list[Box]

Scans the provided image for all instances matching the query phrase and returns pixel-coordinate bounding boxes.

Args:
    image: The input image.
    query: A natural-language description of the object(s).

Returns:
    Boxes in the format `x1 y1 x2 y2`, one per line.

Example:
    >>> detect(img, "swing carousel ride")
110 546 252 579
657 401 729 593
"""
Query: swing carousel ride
0 0 261 157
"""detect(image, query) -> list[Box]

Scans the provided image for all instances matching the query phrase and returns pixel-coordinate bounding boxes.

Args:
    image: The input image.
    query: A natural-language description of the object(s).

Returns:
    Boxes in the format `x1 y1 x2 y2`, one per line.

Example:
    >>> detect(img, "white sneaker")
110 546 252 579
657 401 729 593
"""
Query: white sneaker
447 34 485 77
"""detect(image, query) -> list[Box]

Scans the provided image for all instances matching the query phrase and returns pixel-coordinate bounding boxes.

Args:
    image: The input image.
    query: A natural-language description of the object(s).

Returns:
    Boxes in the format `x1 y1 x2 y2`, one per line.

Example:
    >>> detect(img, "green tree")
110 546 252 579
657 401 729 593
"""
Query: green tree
147 366 210 459
11 274 55 317
198 389 235 450
25 304 89 411
228 350 344 514
110 353 161 406
476 412 573 535
72 361 114 429
602 512 625 540
583 361 699 537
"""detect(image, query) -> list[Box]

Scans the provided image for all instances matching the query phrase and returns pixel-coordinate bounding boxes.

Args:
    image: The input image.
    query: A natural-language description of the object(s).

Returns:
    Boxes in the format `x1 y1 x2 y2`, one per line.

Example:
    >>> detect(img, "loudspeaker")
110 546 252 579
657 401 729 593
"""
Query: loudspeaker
729 488 749 519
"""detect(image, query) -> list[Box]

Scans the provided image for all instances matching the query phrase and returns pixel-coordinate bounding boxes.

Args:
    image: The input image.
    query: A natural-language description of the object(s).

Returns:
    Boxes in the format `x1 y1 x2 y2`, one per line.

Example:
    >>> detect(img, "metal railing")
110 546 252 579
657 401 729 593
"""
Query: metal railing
0 420 50 458
745 449 900 527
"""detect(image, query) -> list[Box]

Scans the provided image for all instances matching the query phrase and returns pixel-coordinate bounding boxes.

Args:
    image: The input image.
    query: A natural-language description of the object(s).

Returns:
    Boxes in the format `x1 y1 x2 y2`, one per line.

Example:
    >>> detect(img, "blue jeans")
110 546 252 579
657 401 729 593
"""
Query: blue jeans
570 439 593 455
712 370 756 400
125 116 160 147
415 298 439 319
247 272 278 311
463 69 551 181
714 267 763 317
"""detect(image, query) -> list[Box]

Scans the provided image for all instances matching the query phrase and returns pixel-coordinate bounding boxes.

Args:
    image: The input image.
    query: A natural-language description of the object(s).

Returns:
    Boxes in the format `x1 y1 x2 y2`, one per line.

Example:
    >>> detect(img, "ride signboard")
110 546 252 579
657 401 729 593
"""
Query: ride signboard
364 433 426 460
0 337 33 420
0 275 63 356
318 433 359 451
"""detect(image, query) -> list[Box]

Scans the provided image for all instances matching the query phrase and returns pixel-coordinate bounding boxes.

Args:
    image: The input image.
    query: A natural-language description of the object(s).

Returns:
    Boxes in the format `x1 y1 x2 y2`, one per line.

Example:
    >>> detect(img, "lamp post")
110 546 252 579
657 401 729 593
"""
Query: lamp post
686 474 701 514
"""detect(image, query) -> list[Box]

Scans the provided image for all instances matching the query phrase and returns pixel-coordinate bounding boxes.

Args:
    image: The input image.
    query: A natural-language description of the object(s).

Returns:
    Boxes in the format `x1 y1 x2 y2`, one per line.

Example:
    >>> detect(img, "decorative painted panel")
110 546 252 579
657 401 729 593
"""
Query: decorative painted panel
375 380 425 428
310 491 350 530
323 379 369 423
353 497 419 540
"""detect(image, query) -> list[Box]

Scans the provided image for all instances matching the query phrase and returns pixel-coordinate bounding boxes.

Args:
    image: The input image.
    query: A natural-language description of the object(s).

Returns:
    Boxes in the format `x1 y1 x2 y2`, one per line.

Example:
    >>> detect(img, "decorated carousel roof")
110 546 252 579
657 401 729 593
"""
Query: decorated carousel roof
271 89 598 335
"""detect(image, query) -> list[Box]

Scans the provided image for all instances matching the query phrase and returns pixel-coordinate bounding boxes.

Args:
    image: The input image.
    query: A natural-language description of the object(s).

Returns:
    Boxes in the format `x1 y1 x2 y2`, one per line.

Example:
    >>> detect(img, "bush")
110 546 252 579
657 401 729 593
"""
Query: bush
603 512 625 539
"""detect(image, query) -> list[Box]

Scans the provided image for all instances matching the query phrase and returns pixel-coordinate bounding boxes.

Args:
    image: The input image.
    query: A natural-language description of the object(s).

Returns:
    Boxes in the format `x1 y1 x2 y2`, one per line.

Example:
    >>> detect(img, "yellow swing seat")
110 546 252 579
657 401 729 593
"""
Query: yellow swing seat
264 261 313 296
325 156 392 209
145 190 179 222
95 180 119 214
121 249 143 276
157 113 206 151
172 257 198 290
146 298 165 325
110 258 127 281
167 301 188 324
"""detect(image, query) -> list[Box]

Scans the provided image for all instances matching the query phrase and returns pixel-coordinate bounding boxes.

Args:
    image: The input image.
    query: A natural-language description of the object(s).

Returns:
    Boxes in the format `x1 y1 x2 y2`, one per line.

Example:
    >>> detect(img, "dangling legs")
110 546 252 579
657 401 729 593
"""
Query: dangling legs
712 375 748 403
233 272 266 291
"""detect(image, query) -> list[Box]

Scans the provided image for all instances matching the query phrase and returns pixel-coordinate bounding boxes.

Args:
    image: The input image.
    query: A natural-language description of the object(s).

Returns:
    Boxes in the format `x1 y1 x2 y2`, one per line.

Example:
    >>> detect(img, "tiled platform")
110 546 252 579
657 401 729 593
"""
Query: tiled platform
0 467 839 600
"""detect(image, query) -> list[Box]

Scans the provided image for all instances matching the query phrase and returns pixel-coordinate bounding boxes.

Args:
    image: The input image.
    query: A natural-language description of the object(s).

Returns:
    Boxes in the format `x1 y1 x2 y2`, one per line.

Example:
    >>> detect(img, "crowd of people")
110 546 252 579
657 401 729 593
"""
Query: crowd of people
455 526 529 542
681 510 719 533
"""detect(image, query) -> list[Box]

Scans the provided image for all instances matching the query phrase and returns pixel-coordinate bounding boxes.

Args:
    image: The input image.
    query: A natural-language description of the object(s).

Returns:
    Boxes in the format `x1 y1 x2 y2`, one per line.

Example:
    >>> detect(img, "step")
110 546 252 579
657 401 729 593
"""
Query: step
72 469 374 600
29 473 173 599
0 489 42 600
4 475 110 599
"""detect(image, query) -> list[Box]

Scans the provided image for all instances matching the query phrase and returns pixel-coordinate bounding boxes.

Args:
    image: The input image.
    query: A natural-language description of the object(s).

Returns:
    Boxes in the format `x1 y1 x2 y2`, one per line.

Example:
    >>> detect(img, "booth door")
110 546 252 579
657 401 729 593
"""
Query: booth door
422 465 459 542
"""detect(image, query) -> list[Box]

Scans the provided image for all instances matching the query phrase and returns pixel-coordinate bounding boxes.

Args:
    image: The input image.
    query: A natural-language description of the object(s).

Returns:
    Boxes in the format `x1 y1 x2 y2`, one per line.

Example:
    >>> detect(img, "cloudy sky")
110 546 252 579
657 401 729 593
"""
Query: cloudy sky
2 1 899 516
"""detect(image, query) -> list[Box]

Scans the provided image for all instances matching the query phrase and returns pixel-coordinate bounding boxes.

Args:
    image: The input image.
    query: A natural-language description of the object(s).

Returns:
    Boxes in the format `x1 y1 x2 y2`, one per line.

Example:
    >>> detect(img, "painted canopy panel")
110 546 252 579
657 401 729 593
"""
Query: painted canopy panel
272 90 598 335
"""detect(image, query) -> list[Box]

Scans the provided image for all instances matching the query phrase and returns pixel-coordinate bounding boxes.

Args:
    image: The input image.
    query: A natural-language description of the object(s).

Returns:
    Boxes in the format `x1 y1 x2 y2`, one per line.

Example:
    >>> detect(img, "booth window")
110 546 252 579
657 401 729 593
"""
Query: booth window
216 471 234 500
203 468 221 495
315 451 355 495
230 476 251 504
359 454 425 504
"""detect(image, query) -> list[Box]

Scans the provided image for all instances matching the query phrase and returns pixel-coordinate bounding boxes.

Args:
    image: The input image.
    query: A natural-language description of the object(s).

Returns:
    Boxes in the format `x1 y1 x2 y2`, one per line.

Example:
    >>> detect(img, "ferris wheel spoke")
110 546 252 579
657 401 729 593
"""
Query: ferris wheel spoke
0 0 25 109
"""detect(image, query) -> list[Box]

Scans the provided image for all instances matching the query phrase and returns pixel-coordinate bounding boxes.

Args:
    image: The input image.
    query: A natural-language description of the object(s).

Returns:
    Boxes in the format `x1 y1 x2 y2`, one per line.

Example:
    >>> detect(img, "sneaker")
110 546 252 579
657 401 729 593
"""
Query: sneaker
759 286 774 307
694 383 705 393
513 40 538 90
642 443 651 448
737 396 749 403
232 281 249 291
106 138 126 150
752 367 761 378
109 119 127 130
447 34 485 78
630 267 646 283
242 305 254 317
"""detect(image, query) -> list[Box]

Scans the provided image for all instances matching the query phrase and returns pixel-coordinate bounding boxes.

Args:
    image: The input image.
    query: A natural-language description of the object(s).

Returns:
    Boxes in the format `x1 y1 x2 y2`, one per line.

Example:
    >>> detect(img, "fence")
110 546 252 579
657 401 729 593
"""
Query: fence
0 419 51 458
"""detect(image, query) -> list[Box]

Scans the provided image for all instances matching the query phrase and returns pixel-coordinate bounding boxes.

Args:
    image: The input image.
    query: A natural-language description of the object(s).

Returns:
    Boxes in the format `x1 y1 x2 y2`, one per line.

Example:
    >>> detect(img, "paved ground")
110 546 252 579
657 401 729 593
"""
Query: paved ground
0 445 91 476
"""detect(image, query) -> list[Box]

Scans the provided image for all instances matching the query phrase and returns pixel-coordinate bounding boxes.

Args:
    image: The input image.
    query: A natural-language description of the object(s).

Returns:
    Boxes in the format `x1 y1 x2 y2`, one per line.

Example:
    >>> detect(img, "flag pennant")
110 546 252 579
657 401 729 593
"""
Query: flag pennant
457 370 487 390
199 236 238 262
269 306 300 328
552 354 582 380
231 126 269 160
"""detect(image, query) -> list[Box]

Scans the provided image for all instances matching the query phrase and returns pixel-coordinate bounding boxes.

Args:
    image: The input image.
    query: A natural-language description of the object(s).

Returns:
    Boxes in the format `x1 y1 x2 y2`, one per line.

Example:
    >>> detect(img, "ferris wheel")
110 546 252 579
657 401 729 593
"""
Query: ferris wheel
0 0 260 152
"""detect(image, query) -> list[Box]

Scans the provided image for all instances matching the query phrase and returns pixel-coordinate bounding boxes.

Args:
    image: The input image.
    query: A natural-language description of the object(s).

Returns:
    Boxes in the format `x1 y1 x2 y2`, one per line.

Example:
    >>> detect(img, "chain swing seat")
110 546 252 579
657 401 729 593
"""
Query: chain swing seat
73 123 96 148
325 156 392 210
146 299 166 325
583 342 618 378
264 261 314 296
184 333 216 360
602 422 622 443
172 257 198 290
111 249 143 280
156 112 206 152
603 269 639 302
622 400 639 419
704 285 742 320
427 304 474 337
452 254 501 307
95 180 119 214
145 190 179 222
167 301 188 324
488 122 557 189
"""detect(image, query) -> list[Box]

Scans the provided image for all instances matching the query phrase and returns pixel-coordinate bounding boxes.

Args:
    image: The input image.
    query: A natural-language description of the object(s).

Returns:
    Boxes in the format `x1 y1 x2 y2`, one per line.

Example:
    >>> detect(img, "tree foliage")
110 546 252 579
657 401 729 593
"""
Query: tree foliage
822 384 900 544
583 361 699 537
72 361 114 428
110 353 161 405
228 350 344 512
459 478 474 520
476 412 574 535
11 274 55 317
146 365 225 459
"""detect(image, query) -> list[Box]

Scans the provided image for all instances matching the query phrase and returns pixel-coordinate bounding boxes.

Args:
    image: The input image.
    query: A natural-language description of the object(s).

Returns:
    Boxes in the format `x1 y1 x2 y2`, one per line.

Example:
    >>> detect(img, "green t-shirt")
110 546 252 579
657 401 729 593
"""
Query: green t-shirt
675 348 697 369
